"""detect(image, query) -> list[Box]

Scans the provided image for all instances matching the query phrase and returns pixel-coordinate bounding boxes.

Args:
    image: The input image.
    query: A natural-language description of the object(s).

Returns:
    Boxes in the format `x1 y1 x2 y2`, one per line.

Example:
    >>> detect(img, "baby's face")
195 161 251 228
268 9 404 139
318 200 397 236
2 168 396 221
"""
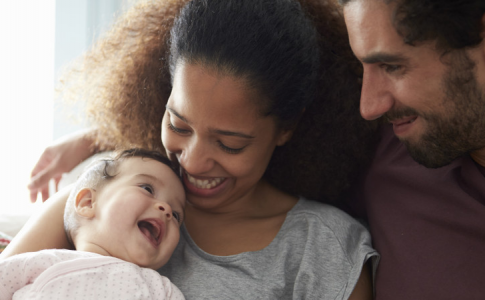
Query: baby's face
93 157 185 269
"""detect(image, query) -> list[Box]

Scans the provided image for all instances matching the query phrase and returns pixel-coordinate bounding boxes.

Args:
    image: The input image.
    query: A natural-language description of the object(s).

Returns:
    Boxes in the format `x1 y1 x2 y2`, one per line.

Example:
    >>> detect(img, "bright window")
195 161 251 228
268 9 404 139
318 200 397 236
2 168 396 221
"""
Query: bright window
0 1 56 214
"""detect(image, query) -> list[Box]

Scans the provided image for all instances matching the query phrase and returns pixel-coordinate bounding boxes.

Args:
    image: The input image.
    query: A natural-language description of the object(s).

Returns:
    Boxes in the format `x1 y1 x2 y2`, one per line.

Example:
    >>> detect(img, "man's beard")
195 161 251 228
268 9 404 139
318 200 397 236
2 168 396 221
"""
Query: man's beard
385 51 485 168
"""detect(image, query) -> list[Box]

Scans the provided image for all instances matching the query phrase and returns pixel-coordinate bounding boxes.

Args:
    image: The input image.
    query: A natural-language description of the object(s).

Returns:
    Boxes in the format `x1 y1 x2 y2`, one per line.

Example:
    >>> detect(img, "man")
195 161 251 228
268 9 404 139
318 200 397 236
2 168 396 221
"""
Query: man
339 0 485 299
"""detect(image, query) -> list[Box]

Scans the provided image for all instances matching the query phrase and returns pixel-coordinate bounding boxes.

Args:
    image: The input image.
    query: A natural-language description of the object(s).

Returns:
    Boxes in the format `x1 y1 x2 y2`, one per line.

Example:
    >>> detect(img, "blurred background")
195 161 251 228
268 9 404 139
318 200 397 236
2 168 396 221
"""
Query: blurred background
0 0 136 215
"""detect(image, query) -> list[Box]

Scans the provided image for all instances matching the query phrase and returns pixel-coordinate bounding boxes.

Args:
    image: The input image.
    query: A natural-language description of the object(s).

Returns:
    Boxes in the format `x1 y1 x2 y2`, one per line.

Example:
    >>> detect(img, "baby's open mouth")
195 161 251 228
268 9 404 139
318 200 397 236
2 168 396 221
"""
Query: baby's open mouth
138 219 162 247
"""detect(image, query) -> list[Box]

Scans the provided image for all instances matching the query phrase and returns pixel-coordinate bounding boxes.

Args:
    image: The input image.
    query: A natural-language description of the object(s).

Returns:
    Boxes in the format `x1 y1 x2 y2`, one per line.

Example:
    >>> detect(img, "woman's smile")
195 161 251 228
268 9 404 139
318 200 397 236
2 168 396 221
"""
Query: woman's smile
185 172 226 189
182 170 229 197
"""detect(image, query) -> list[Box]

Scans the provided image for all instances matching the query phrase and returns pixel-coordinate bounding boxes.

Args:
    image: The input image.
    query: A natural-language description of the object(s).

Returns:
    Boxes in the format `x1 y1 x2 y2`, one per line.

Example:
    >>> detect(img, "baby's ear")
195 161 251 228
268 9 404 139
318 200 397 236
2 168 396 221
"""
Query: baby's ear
75 188 97 219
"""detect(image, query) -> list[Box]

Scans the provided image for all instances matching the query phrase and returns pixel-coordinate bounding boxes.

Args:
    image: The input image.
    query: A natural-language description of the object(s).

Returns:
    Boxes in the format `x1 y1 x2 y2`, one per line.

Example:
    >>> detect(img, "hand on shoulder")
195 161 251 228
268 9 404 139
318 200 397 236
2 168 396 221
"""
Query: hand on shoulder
28 128 96 202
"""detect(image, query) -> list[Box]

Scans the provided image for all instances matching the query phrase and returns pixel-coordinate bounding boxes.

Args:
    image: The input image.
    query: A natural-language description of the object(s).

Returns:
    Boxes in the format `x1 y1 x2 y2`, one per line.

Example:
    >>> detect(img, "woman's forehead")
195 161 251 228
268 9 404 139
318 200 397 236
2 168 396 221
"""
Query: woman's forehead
168 63 270 128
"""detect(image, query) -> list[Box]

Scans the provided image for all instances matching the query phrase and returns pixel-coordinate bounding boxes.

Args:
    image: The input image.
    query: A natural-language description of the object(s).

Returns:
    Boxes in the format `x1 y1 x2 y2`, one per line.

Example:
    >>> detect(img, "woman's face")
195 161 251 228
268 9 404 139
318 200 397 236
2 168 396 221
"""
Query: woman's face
161 63 291 211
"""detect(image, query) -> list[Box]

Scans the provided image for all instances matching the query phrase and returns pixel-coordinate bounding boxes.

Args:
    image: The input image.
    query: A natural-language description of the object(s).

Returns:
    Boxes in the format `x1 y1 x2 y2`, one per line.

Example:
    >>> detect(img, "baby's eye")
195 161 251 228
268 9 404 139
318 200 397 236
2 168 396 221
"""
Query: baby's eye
172 211 182 223
140 184 154 194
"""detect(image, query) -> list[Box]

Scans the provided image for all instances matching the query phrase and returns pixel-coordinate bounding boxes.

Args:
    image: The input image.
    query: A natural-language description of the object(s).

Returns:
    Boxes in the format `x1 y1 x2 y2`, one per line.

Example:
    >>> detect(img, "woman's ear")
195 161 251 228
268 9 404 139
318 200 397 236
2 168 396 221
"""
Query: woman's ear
276 129 294 146
276 108 305 146
75 188 97 219
482 13 485 38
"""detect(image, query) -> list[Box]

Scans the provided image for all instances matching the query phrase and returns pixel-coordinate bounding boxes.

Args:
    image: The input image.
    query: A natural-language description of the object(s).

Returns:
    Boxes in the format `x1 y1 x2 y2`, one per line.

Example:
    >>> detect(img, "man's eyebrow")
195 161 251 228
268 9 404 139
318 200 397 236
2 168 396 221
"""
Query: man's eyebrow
166 107 189 124
361 53 409 64
210 129 255 139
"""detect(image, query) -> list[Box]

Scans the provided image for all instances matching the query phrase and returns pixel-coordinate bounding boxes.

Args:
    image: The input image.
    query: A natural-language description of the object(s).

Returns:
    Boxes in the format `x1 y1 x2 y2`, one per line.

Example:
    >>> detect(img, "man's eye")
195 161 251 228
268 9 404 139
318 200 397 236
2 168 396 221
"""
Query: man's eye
141 185 154 194
172 211 182 223
382 64 402 73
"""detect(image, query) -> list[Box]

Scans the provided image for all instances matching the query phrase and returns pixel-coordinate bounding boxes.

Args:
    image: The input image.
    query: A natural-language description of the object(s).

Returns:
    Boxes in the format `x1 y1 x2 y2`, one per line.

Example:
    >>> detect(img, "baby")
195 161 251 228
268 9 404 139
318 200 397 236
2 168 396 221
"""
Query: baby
0 149 185 299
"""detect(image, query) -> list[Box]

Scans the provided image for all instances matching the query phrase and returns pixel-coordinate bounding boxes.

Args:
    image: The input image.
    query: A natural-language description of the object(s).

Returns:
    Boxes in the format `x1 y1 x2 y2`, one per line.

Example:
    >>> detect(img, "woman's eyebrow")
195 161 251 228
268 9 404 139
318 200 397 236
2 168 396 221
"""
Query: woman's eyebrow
166 107 189 124
209 129 255 139
167 106 255 139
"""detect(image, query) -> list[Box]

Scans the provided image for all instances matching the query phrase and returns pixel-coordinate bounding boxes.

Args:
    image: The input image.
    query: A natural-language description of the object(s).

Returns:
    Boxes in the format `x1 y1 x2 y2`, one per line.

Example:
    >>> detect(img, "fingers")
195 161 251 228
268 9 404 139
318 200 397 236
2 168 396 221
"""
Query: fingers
30 190 38 203
28 167 58 202
54 176 62 193
41 189 50 202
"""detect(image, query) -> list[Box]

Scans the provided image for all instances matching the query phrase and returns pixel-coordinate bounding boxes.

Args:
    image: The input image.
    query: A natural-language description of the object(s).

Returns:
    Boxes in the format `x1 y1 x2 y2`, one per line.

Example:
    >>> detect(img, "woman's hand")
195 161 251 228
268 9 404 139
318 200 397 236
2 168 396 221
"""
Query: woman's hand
28 129 96 202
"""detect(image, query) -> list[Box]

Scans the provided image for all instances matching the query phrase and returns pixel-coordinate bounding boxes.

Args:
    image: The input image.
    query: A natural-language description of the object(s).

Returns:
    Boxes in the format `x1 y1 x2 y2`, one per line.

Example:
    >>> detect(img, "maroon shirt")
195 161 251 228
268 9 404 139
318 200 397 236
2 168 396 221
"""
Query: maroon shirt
349 125 485 300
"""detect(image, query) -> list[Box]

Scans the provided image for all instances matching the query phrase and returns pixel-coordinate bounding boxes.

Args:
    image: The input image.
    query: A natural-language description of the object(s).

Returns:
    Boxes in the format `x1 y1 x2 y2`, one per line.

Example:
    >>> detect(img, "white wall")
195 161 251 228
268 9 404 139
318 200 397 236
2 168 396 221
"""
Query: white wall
54 0 135 139
0 1 56 214
0 0 135 215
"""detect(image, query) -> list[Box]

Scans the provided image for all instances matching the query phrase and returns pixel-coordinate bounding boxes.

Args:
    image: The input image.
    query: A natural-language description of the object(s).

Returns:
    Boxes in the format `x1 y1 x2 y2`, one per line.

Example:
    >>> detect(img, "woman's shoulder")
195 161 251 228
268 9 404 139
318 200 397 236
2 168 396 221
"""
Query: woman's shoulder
285 198 376 262
290 198 367 230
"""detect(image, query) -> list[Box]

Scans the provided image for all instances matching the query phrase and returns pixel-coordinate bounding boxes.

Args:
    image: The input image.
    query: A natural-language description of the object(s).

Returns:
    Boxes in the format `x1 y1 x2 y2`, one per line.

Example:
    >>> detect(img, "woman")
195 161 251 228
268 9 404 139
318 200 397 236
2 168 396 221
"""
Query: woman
5 0 378 298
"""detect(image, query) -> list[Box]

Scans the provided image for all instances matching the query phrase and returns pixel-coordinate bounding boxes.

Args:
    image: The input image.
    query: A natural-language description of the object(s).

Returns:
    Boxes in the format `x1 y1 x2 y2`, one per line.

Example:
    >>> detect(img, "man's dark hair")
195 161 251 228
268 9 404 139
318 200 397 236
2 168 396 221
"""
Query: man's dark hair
339 0 485 52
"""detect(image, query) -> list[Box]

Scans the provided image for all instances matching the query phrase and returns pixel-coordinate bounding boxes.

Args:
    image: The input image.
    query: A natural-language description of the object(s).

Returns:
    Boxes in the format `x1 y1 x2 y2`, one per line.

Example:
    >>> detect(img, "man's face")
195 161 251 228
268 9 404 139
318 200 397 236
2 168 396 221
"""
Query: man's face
343 0 485 167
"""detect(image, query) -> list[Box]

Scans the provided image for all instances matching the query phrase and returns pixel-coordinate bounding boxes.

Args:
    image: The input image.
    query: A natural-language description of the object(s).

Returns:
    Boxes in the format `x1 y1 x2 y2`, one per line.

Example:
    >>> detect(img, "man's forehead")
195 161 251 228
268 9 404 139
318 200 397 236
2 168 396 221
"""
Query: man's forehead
343 0 406 59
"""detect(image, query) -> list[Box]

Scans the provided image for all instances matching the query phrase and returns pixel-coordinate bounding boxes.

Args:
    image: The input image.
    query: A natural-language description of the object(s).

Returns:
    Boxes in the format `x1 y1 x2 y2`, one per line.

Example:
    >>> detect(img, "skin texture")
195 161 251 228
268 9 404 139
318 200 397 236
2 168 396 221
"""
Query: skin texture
344 0 485 167
74 157 185 270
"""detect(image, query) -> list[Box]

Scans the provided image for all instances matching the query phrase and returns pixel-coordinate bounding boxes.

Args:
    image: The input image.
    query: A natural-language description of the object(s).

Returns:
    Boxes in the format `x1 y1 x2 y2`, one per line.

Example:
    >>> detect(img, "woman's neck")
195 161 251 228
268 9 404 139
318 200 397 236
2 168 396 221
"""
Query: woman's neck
183 180 298 256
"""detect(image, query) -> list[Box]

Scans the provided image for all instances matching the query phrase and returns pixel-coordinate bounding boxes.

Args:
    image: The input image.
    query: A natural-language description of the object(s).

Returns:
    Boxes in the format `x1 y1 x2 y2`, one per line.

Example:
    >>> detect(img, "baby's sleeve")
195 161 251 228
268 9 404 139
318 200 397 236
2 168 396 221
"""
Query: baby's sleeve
141 268 185 300
0 251 59 299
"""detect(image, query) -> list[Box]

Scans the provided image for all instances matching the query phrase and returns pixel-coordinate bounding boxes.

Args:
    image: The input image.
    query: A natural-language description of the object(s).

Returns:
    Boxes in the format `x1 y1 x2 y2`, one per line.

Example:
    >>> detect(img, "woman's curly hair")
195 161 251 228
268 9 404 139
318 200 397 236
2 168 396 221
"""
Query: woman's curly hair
58 0 379 204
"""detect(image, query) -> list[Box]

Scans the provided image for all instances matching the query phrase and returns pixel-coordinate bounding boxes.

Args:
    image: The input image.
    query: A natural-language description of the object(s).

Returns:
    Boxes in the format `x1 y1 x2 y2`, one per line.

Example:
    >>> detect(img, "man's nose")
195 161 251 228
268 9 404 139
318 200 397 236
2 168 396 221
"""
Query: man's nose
360 68 394 120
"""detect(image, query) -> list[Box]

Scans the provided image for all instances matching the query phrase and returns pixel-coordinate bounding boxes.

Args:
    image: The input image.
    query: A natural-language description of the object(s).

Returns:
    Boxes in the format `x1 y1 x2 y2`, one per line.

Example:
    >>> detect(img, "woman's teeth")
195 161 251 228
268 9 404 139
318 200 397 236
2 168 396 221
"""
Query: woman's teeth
186 173 224 189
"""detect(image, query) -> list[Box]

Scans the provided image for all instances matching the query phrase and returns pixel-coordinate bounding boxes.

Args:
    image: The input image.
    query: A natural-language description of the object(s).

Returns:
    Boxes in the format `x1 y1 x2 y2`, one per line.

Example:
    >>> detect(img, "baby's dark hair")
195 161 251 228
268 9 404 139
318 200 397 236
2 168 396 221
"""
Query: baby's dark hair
63 148 178 247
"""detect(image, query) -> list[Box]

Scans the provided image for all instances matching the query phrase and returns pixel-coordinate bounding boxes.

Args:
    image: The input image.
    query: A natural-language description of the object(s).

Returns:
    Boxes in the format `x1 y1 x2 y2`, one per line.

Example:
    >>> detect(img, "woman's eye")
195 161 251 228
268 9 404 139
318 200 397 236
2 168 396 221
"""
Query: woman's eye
172 211 182 223
167 121 190 134
141 185 154 194
218 141 245 154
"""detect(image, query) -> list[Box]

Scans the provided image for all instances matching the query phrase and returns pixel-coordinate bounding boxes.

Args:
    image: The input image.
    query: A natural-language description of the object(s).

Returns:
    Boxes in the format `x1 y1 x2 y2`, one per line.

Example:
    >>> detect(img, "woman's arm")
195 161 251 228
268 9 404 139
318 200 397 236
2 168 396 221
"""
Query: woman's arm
0 186 72 260
348 262 373 300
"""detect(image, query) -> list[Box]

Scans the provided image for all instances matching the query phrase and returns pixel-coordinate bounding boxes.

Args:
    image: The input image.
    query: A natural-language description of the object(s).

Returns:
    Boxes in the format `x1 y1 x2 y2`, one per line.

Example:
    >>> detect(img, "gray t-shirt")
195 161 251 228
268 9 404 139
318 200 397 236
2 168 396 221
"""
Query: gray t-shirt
159 198 379 299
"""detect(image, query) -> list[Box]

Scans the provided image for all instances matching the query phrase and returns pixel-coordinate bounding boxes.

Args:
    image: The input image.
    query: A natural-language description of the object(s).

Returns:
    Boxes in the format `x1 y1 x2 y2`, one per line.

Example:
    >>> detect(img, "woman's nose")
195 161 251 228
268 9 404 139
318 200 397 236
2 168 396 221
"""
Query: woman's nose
155 202 172 219
178 138 215 175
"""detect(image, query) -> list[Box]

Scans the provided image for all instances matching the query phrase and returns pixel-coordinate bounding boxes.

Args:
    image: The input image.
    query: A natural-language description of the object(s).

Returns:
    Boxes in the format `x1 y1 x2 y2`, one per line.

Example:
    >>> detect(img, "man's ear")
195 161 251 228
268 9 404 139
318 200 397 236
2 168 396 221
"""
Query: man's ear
75 188 97 219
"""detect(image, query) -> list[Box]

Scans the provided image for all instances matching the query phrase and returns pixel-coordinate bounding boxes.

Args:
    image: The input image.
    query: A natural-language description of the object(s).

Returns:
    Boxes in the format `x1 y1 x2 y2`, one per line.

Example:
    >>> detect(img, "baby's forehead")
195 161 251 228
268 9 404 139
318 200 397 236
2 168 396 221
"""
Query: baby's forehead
116 157 185 199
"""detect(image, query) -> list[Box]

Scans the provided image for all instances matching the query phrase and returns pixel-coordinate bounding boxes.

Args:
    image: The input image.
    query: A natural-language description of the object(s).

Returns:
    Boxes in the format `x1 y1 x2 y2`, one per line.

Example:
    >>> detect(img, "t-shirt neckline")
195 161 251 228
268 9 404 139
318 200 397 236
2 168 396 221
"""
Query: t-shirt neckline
180 198 305 262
